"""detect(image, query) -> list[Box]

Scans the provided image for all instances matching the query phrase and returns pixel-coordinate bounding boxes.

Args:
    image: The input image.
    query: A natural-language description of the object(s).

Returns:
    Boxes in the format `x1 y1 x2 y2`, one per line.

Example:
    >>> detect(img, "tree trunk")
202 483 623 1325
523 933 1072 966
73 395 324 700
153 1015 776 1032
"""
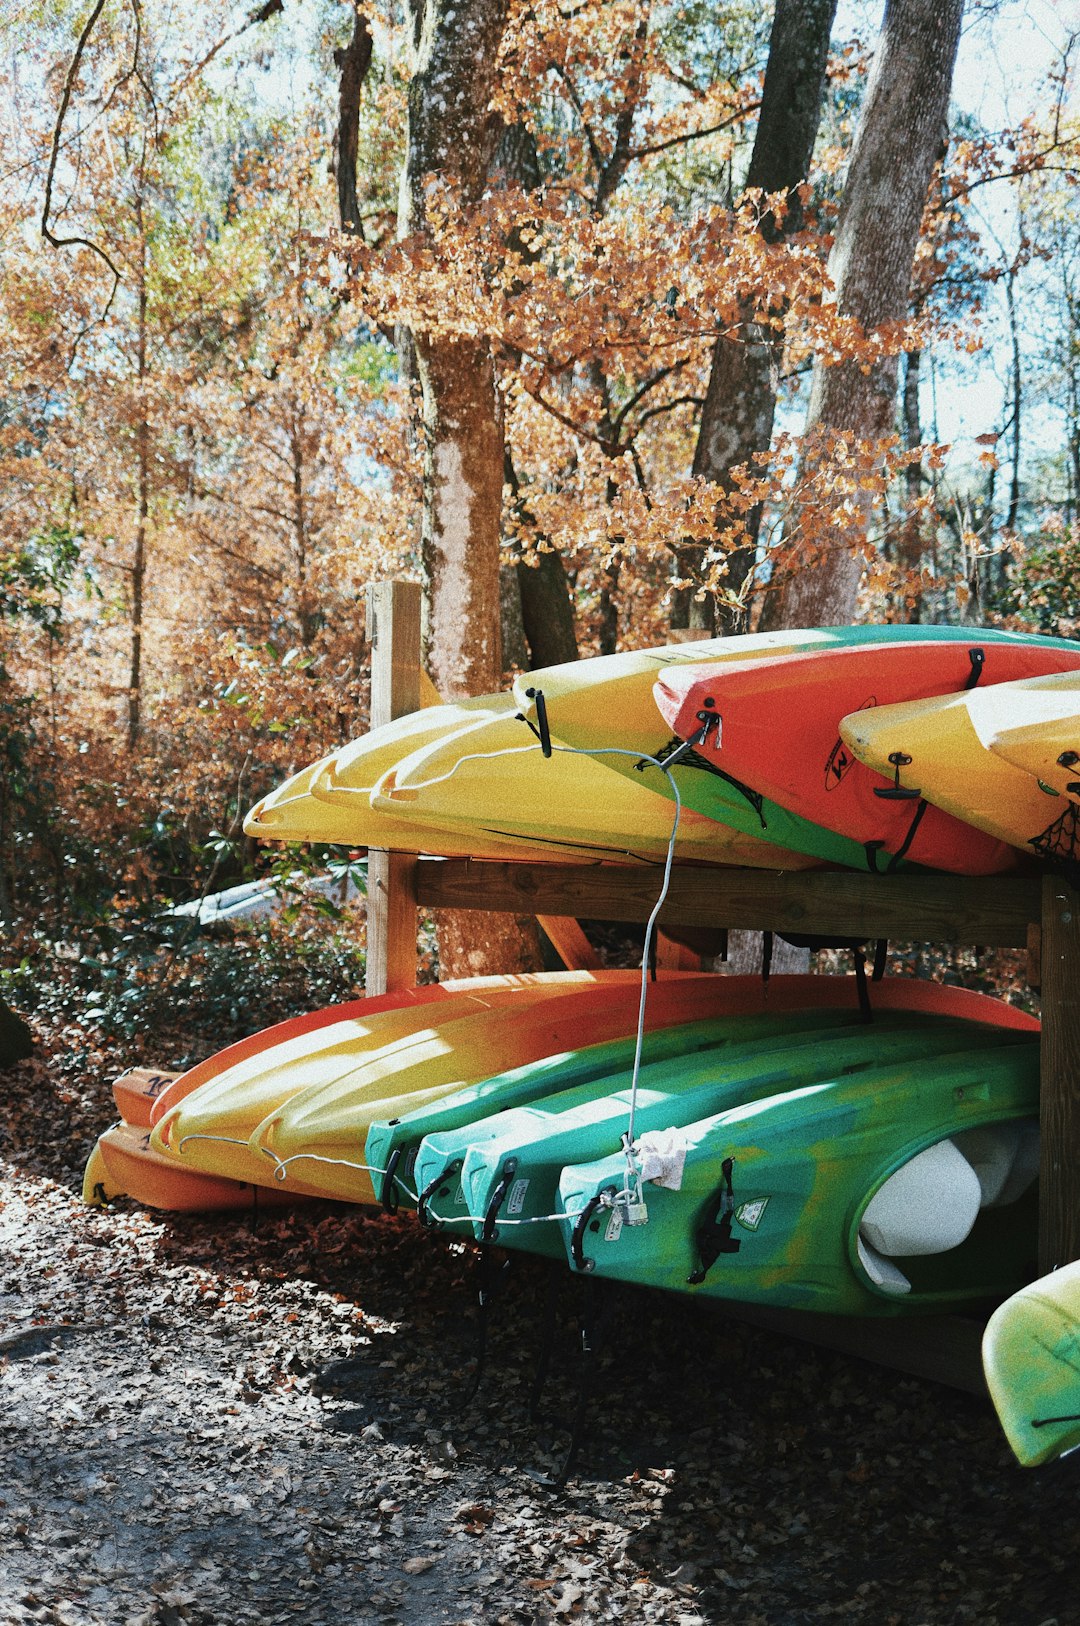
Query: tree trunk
675 0 838 635
400 0 542 977
400 0 509 699
332 2 374 237
517 549 579 668
493 126 580 667
761 0 964 630
128 217 149 752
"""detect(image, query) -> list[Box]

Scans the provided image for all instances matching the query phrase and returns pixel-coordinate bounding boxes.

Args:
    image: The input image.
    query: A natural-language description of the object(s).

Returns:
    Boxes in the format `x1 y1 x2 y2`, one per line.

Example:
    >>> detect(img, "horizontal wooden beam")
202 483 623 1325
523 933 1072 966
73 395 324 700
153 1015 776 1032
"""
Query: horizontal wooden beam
415 860 1040 947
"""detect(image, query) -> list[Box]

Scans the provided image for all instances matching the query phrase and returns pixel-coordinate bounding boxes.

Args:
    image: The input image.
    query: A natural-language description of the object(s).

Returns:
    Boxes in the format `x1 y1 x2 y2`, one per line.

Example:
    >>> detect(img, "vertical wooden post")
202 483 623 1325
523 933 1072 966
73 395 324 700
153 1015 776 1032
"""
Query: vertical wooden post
364 581 421 996
1039 872 1080 1274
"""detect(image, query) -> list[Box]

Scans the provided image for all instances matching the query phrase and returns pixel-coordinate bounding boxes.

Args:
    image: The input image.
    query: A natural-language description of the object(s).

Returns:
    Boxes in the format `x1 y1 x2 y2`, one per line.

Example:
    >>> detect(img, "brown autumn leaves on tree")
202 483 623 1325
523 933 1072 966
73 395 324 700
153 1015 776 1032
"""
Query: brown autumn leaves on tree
2 0 1077 980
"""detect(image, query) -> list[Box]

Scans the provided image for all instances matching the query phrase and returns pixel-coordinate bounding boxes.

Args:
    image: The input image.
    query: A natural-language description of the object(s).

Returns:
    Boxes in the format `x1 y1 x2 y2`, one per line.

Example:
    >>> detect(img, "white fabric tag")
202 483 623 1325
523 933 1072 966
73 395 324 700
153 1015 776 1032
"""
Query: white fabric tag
634 1128 688 1191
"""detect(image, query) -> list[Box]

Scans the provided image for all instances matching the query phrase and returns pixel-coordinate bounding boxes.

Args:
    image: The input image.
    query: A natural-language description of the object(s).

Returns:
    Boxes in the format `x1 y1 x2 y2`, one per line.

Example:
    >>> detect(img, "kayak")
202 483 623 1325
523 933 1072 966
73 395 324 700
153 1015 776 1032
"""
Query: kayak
112 1068 181 1130
368 1002 901 1215
513 626 1080 872
839 690 1078 862
416 1020 1029 1261
150 972 725 1200
83 1121 301 1213
371 711 819 869
965 674 1080 804
655 640 1080 873
246 744 535 859
558 1040 1040 1315
983 1260 1080 1466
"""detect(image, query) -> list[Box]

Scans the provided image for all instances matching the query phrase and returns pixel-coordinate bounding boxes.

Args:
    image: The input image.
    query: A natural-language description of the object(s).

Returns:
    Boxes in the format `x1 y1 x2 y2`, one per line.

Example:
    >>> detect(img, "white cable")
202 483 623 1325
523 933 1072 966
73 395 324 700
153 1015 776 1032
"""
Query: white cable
379 732 685 1221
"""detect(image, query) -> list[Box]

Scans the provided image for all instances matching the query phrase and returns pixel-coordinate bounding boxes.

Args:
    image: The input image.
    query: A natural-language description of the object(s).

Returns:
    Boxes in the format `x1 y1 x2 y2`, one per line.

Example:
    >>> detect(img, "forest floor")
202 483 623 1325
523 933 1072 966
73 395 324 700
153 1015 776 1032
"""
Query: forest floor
1 1008 1078 1626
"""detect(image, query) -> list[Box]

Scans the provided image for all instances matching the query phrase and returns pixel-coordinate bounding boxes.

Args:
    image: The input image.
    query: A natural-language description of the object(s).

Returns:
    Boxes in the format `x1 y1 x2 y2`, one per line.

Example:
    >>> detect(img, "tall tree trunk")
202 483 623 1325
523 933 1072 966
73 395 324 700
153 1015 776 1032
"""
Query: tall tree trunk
674 0 838 635
332 2 374 237
761 0 964 631
400 0 509 698
128 217 149 752
400 0 541 977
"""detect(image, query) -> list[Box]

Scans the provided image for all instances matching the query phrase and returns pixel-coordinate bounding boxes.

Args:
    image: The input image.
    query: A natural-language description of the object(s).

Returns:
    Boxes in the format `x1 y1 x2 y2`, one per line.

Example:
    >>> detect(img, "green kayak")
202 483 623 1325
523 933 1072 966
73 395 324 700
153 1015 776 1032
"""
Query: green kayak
366 1005 904 1215
557 1040 1040 1315
512 625 1080 873
983 1260 1080 1466
413 1019 1025 1261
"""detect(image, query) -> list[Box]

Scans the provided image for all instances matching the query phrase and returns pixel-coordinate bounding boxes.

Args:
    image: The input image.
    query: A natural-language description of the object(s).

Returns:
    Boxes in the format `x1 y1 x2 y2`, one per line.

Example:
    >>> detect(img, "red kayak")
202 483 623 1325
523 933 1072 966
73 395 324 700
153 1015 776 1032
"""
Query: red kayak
655 638 1080 873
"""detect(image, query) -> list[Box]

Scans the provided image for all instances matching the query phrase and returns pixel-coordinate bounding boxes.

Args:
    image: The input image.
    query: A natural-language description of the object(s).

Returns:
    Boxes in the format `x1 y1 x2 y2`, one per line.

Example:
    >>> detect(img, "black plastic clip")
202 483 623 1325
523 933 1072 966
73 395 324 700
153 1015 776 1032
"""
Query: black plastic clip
416 1158 462 1229
688 1158 741 1284
380 1147 402 1214
873 750 922 801
524 687 552 758
964 647 986 689
481 1157 518 1243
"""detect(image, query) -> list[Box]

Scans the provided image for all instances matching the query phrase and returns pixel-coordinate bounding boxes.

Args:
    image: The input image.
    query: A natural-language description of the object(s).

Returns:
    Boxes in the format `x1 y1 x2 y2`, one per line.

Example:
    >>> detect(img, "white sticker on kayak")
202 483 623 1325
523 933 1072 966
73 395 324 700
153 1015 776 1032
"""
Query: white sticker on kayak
604 1207 623 1244
735 1197 769 1232
454 1180 467 1207
507 1178 530 1215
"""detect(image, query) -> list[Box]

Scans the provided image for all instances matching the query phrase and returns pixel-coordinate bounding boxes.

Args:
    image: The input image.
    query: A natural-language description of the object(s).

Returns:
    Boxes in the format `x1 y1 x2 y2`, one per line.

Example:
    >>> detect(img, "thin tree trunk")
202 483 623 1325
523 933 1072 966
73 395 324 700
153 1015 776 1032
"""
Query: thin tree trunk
128 218 148 752
332 2 374 237
674 0 838 635
290 406 316 646
1005 264 1022 530
761 0 964 631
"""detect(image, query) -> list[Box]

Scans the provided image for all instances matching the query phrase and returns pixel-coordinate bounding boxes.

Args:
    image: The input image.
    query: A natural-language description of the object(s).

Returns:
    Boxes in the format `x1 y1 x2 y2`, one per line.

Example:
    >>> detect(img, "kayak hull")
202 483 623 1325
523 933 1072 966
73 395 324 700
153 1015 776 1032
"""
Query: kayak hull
558 1041 1040 1315
983 1261 1080 1466
655 640 1080 873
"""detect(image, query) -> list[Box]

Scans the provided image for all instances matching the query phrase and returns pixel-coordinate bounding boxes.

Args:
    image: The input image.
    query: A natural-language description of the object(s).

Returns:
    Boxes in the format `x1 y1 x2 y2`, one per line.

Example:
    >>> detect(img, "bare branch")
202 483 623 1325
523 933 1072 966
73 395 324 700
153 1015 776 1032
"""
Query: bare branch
41 0 122 320
611 361 685 438
628 100 761 165
171 0 285 100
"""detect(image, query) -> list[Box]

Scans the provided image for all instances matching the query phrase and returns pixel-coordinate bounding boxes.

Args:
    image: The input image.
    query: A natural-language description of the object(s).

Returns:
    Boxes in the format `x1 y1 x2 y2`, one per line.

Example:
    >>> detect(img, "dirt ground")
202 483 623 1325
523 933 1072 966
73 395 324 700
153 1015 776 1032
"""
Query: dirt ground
1 1040 1078 1626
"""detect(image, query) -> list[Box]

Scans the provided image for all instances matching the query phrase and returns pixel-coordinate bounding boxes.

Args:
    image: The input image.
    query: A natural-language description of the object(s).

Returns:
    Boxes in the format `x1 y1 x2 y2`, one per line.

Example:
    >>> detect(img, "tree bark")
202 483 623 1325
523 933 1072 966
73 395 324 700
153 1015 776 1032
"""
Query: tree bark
675 0 838 635
400 0 509 699
128 213 149 752
761 0 964 630
400 0 542 976
332 3 374 237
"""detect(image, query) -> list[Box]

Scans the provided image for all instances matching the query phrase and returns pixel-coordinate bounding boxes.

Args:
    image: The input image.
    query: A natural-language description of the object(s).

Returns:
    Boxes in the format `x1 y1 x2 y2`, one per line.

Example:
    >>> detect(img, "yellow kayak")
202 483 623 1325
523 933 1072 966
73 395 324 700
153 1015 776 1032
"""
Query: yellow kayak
371 712 817 868
245 752 373 846
154 972 724 1202
245 696 526 854
966 674 1080 803
151 972 628 1186
839 690 1076 860
983 1260 1080 1466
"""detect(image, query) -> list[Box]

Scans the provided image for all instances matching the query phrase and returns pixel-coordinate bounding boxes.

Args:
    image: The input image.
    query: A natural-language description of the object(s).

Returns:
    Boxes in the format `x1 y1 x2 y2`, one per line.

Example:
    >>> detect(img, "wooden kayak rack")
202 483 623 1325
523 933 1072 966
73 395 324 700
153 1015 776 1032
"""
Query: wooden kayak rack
362 581 1080 1395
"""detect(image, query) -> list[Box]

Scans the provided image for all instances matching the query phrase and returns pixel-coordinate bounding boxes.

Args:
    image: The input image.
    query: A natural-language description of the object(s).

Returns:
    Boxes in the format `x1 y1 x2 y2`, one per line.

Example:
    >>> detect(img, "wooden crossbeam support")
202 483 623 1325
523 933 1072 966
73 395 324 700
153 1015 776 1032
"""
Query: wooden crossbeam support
415 860 1040 948
364 581 421 996
1039 873 1080 1274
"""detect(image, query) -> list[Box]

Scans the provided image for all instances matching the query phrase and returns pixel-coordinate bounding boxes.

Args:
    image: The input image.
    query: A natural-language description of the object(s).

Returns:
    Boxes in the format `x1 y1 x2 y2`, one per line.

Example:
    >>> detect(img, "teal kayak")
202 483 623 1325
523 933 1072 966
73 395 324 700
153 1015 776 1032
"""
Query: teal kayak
557 1040 1040 1315
366 1005 906 1214
413 1019 1027 1261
